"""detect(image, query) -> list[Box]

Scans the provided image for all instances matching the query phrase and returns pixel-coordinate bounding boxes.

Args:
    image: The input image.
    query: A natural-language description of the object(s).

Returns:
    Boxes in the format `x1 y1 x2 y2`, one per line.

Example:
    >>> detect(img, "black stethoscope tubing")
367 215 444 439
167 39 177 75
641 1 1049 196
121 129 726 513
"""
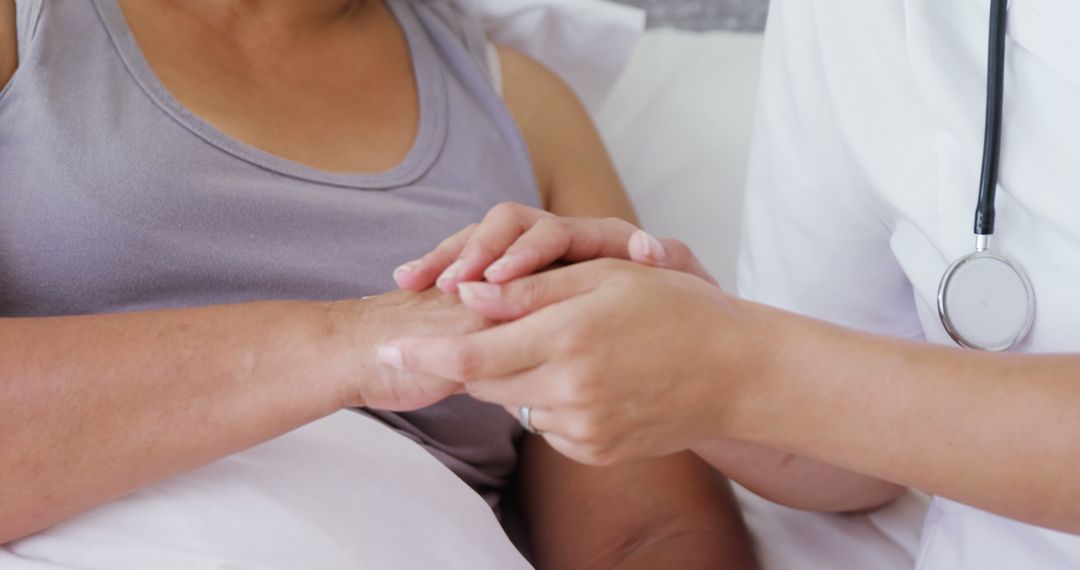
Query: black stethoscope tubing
975 0 1008 237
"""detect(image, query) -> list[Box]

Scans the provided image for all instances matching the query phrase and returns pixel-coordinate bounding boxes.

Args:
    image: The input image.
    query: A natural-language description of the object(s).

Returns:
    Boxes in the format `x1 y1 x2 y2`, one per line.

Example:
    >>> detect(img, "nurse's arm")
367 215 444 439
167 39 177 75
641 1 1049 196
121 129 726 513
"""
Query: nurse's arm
724 304 1080 534
692 439 905 514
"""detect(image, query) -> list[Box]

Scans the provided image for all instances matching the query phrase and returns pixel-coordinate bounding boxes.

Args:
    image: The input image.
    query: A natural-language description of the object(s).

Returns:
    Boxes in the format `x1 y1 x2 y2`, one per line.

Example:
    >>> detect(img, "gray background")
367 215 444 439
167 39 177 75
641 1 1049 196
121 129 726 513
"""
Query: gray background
615 0 770 32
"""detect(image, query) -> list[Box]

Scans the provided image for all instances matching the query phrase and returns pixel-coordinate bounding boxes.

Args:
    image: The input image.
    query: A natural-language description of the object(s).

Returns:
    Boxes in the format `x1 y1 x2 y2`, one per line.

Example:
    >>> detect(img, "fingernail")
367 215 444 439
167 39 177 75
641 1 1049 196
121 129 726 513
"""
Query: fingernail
393 261 419 280
484 256 515 280
459 282 502 303
637 231 667 263
437 260 465 287
376 344 405 370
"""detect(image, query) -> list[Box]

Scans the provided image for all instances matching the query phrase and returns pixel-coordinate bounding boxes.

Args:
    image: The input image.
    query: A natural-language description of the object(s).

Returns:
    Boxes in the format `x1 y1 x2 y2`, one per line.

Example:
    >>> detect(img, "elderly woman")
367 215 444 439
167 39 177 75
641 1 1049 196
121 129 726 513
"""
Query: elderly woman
0 0 756 567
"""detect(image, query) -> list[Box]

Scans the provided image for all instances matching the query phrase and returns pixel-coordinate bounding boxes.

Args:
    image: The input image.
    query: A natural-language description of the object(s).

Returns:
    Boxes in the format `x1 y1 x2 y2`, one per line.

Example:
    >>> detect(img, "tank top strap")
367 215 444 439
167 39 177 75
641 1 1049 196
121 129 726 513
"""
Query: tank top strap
406 0 498 88
13 0 44 61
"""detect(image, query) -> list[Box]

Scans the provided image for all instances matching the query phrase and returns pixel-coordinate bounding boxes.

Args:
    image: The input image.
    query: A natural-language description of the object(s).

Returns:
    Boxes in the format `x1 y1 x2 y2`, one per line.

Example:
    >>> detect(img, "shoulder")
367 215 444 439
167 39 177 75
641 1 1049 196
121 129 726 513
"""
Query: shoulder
1 0 15 90
496 46 574 105
495 46 578 193
496 46 586 139
494 46 613 211
495 45 634 219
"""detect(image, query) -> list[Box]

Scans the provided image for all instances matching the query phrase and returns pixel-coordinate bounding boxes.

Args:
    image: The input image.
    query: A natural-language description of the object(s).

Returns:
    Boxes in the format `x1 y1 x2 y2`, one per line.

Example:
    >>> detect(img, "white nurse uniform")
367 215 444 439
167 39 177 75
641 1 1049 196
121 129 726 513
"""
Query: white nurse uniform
740 0 1080 567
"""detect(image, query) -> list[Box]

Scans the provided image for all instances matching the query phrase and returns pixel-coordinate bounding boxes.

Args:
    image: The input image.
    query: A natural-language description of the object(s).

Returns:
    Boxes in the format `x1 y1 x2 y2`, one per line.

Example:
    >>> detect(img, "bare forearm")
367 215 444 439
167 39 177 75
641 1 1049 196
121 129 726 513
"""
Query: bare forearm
693 438 904 513
0 300 356 543
728 303 1080 532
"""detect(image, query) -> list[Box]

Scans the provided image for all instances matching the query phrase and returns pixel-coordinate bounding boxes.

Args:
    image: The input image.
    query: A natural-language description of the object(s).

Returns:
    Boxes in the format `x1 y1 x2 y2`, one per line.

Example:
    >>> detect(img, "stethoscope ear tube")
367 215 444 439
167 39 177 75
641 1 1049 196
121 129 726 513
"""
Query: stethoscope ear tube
974 0 1008 237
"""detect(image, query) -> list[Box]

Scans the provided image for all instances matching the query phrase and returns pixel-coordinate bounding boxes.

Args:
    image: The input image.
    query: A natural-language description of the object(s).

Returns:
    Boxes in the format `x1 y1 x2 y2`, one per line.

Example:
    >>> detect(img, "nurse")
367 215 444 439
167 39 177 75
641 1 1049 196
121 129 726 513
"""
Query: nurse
384 0 1080 567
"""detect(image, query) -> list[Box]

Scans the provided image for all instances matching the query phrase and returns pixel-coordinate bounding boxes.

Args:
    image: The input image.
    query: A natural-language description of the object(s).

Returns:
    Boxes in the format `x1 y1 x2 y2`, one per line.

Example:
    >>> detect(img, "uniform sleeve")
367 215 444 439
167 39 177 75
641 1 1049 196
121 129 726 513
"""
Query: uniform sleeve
737 0 921 337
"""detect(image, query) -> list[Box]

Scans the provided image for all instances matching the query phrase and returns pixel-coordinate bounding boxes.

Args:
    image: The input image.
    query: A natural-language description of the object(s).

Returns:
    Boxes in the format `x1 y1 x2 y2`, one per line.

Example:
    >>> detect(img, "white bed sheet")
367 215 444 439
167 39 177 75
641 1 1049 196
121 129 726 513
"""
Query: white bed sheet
597 29 930 569
2 412 530 569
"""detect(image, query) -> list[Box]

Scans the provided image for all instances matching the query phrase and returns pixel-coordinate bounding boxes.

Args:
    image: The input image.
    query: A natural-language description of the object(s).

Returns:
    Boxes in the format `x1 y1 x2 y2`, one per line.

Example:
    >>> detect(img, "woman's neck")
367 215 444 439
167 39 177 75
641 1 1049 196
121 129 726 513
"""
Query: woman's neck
160 0 370 41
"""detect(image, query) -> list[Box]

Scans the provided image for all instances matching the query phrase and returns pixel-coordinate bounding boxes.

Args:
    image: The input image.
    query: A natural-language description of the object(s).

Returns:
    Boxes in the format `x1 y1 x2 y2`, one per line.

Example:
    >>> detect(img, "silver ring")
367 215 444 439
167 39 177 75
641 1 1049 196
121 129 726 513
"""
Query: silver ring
517 405 539 435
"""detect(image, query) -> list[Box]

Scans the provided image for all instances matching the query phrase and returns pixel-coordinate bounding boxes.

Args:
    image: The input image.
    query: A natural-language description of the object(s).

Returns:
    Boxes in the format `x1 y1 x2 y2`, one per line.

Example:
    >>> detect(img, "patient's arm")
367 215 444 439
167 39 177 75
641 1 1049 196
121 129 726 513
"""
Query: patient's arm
519 437 757 569
0 290 486 544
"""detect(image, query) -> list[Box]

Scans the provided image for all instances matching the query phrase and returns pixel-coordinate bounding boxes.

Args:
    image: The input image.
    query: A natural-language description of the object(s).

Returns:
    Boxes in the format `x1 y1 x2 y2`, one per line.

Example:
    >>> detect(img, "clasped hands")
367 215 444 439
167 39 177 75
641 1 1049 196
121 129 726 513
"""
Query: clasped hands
375 203 761 466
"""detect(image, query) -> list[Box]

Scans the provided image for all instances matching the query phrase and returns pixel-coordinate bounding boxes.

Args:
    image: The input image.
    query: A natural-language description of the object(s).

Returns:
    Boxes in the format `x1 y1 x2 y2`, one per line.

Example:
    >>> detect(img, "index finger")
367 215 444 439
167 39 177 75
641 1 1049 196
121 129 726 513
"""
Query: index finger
436 203 554 292
394 225 476 291
483 217 640 283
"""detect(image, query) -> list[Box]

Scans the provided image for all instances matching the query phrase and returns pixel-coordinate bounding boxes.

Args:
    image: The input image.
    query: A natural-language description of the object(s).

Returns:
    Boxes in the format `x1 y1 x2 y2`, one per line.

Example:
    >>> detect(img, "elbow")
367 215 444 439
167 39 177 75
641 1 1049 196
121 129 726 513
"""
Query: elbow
745 478 907 515
834 481 907 515
813 481 907 515
0 521 35 547
0 493 62 546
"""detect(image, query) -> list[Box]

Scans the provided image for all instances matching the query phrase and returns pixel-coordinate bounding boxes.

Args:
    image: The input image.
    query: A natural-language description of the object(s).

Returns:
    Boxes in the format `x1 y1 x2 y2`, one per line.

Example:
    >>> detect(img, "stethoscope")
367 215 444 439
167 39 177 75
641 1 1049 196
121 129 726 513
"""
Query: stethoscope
937 0 1035 352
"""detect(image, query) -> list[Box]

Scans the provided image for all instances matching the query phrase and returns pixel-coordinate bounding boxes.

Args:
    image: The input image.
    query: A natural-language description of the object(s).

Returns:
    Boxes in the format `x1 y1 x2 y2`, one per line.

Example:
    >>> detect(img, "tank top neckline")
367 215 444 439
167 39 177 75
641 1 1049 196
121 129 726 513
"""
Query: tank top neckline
90 0 448 190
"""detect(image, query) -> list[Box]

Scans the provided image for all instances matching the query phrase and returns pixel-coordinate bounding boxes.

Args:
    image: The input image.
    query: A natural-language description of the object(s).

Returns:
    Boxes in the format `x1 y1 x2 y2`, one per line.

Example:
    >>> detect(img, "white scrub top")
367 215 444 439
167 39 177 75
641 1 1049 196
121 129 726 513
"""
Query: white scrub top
739 0 1080 568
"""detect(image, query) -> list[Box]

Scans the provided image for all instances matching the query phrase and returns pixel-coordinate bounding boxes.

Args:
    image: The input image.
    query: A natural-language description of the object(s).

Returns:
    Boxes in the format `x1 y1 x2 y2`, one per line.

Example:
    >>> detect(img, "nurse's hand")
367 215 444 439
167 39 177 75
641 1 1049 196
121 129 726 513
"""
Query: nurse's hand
392 202 716 292
378 259 763 465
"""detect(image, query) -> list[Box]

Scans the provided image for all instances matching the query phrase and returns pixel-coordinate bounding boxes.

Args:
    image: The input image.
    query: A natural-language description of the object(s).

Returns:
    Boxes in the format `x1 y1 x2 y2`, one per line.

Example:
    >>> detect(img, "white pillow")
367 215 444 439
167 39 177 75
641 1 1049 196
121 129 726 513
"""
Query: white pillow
2 412 530 570
461 0 645 114
597 29 765 292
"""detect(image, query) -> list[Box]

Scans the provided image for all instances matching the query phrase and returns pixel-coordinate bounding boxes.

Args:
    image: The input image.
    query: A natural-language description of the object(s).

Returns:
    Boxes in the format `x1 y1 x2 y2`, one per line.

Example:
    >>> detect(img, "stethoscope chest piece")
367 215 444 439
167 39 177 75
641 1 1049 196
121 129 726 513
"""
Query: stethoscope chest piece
938 242 1034 352
938 0 1036 352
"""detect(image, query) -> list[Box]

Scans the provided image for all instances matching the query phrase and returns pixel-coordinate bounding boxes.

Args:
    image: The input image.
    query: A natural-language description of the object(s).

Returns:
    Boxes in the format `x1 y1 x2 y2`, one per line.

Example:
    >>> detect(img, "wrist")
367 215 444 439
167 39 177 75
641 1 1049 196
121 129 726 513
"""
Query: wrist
713 299 818 443
321 295 392 409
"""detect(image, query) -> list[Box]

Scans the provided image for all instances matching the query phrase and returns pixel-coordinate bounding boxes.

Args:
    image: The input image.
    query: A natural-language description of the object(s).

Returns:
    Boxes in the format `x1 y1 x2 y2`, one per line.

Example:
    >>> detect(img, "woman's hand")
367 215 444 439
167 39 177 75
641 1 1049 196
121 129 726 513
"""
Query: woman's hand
344 288 493 412
378 259 767 465
392 202 717 292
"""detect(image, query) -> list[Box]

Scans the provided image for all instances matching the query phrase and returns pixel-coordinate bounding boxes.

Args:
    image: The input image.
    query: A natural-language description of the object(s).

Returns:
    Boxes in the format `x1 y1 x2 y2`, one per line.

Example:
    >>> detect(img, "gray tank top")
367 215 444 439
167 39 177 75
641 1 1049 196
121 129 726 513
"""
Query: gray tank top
0 0 540 510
